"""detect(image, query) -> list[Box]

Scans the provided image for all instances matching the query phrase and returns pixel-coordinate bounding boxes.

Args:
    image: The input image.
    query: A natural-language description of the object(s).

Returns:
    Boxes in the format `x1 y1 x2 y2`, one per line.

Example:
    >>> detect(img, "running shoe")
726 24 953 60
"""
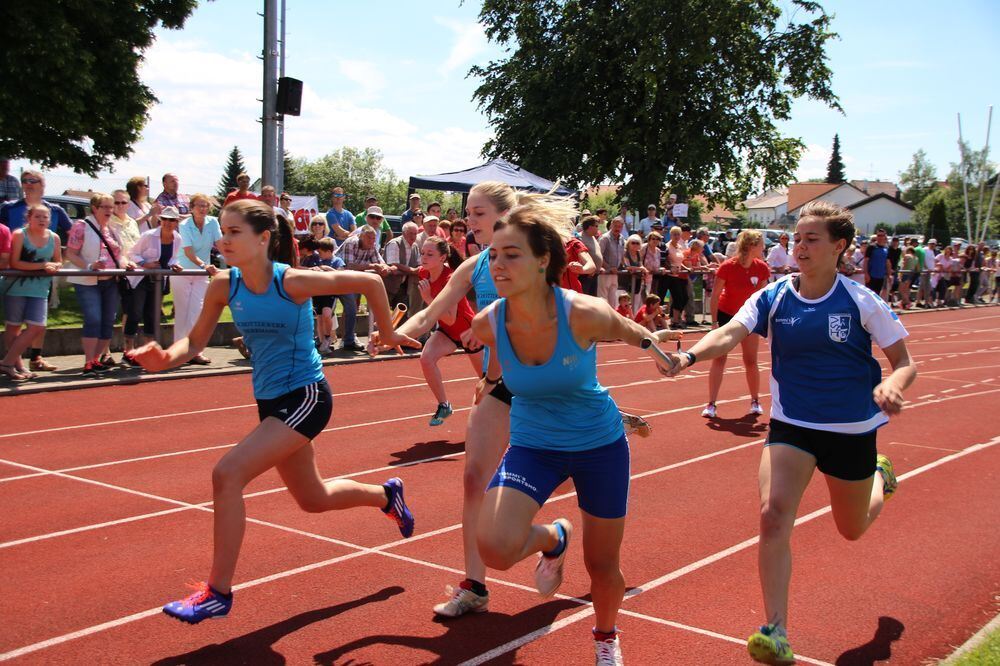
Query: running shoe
162 582 233 624
594 632 624 666
747 623 795 665
701 403 717 418
382 477 415 538
433 583 490 617
318 338 331 354
750 400 764 416
621 412 652 438
535 518 572 597
93 358 116 373
429 402 453 426
82 362 103 377
876 453 898 500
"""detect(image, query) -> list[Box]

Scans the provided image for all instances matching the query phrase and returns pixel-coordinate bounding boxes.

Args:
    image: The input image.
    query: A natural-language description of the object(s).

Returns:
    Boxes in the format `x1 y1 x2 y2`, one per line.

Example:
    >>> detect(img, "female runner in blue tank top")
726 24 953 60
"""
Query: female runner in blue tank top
663 201 917 665
130 200 420 624
468 198 677 665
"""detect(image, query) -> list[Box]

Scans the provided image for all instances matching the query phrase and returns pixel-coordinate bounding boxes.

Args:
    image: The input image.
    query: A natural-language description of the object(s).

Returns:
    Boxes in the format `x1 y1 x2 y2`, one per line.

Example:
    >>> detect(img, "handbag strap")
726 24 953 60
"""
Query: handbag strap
83 219 121 269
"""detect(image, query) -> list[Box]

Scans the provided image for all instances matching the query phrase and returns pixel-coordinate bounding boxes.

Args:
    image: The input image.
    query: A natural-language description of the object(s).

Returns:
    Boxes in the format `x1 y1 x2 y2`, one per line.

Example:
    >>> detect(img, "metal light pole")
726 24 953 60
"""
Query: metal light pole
275 0 286 192
262 0 279 190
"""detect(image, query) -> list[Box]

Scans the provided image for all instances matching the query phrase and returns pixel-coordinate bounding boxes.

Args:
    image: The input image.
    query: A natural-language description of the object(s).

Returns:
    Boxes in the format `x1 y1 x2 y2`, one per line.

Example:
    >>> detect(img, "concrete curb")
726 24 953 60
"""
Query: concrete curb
939 603 1000 664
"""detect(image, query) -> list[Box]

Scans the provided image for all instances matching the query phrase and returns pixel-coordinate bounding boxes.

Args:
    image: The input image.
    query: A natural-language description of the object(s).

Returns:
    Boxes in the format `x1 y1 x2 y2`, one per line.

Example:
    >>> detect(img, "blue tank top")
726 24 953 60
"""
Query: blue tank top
490 287 624 451
471 247 500 372
3 231 56 298
471 248 498 309
228 263 324 399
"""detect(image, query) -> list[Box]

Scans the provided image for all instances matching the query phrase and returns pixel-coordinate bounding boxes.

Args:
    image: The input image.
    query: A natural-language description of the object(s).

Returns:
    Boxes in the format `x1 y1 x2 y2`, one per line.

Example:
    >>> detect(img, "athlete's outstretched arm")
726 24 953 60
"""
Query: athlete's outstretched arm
286 268 420 350
665 320 750 376
873 339 916 415
131 274 229 371
571 294 677 375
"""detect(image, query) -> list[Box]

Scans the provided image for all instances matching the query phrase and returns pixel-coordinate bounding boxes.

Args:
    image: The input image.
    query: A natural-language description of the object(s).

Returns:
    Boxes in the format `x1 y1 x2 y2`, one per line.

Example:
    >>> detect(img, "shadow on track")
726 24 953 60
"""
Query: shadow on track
312 597 581 665
835 616 904 666
705 415 768 438
151 586 405 665
389 439 465 466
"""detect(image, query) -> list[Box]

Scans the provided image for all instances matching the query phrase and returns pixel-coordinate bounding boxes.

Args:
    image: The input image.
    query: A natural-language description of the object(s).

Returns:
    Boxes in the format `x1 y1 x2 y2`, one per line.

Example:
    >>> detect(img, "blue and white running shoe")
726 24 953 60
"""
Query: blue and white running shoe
162 582 233 624
383 477 415 538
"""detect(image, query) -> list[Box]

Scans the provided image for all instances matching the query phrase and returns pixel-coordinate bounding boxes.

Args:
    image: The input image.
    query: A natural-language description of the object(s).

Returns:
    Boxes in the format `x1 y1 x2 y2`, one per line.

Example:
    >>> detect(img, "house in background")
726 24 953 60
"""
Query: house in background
743 189 788 227
847 194 915 234
849 180 900 199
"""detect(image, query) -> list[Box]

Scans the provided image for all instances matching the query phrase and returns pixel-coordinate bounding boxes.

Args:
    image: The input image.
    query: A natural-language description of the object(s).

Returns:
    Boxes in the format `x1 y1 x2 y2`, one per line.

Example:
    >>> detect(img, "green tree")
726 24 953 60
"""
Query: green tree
0 0 199 174
216 146 249 201
926 198 950 247
472 0 839 211
283 151 301 194
826 134 846 184
898 149 938 207
294 147 402 214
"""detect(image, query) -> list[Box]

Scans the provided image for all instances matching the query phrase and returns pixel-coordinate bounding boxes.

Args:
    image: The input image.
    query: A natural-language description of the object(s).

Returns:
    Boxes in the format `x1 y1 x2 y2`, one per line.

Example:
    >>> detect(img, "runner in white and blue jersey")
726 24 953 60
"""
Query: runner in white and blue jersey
130 200 419 625
663 200 917 666
469 198 676 665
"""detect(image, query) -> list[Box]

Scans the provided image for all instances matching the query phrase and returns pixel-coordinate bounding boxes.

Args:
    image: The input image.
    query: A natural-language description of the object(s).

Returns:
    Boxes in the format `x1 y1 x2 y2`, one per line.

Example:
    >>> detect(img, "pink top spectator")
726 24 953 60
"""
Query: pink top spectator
68 220 123 267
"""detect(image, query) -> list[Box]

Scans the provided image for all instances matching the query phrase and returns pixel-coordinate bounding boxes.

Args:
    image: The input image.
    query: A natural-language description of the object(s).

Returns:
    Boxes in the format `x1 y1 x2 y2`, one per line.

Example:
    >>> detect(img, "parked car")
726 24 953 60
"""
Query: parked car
43 194 90 221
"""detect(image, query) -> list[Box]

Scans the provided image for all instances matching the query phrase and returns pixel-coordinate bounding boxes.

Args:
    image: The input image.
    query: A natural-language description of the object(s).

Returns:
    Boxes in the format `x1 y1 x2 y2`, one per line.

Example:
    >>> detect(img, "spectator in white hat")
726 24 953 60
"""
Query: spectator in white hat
415 214 444 250
401 193 422 224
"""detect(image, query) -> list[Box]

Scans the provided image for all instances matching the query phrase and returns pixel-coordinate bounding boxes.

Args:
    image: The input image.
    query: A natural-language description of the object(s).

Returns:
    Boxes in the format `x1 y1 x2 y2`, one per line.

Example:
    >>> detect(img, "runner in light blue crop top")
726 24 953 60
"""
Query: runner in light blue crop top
471 248 499 310
228 262 324 400
489 286 624 452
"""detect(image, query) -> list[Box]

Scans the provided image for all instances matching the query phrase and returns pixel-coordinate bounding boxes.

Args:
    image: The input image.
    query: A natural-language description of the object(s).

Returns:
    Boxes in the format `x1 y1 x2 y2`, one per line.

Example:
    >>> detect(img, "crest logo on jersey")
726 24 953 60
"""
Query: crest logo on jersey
828 314 851 342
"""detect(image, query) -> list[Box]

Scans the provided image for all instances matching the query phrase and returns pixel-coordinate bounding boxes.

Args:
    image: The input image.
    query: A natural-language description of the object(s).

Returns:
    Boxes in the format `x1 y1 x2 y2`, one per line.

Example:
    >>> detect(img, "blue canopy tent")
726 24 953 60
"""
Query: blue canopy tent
407 158 575 197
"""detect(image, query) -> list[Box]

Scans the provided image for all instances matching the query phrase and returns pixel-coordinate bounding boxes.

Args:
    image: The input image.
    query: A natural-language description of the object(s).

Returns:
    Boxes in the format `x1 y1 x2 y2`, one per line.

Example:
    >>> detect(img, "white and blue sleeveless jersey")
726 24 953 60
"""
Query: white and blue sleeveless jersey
733 274 907 434
228 263 324 400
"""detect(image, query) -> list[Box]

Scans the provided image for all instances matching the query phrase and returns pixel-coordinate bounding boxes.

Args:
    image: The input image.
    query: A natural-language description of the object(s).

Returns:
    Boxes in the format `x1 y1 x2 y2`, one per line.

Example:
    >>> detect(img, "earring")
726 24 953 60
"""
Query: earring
538 267 545 274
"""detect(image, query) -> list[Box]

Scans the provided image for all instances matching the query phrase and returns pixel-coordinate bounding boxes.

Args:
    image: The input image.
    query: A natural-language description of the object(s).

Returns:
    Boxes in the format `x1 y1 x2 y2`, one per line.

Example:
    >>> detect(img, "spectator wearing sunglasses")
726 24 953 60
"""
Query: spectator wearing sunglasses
278 192 293 218
325 186 355 243
0 170 72 239
355 195 394 247
309 215 329 242
0 158 22 203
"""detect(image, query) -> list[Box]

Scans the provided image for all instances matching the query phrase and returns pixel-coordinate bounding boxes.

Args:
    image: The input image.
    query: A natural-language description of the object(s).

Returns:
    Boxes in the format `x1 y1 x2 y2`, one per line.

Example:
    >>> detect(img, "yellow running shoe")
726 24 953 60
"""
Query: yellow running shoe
747 624 795 665
876 454 898 500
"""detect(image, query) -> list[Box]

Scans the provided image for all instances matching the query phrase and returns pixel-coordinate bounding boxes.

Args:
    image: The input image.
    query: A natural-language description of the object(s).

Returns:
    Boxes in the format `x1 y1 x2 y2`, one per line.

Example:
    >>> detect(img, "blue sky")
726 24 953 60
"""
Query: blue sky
16 0 1000 199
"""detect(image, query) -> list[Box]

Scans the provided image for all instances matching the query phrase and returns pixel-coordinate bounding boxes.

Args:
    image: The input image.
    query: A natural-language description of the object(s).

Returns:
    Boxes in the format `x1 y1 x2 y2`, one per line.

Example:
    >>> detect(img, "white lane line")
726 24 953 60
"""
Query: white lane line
617 610 834 666
0 355 684 440
941 388 956 394
0 392 766 550
455 434 1000 666
917 394 936 400
888 441 960 453
3 418 998 664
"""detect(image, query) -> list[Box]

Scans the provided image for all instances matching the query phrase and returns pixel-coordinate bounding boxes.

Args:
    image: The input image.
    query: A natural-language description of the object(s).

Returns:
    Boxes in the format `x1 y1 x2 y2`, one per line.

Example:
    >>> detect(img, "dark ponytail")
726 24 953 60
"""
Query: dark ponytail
223 200 297 266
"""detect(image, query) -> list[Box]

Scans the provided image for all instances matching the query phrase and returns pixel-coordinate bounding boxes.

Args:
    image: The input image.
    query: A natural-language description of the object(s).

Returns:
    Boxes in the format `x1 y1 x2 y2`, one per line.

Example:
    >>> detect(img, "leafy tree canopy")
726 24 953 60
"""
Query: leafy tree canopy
0 0 199 175
472 0 840 210
898 149 938 207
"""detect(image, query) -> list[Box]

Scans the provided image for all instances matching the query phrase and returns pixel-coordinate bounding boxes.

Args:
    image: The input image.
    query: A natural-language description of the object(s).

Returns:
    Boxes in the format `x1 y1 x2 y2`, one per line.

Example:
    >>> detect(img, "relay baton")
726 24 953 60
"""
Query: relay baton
640 337 678 372
391 303 407 328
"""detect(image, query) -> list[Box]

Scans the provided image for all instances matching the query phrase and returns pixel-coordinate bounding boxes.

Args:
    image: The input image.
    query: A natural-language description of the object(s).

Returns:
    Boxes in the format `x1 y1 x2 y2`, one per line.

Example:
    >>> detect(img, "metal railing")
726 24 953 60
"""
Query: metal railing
0 268 213 341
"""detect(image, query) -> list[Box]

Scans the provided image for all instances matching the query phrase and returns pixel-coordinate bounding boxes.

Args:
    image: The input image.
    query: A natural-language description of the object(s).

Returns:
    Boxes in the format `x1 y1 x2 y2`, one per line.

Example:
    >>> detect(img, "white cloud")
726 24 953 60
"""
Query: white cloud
435 17 488 76
25 36 491 196
336 59 385 100
795 142 857 182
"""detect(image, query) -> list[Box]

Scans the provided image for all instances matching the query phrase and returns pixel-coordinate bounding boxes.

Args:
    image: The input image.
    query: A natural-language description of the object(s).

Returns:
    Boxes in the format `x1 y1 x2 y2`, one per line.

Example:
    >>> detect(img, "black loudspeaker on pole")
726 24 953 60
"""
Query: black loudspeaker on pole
276 77 303 116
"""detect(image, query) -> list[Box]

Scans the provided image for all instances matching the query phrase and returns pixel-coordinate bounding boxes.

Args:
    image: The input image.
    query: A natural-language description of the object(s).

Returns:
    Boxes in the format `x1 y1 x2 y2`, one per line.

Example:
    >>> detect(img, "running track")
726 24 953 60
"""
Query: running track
1 307 998 665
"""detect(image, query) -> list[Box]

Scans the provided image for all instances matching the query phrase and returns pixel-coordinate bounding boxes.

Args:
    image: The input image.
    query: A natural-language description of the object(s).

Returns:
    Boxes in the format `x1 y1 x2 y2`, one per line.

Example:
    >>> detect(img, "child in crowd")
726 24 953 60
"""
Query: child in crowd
301 237 345 353
633 294 668 332
615 293 632 318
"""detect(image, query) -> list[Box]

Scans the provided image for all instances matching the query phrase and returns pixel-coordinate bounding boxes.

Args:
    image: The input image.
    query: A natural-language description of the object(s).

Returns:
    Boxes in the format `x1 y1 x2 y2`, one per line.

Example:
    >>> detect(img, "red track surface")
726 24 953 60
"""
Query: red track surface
1 307 998 665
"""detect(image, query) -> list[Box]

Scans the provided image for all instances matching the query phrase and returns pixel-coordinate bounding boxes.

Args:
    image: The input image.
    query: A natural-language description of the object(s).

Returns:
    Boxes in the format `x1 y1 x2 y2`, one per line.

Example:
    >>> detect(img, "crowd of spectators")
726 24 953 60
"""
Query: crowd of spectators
0 163 998 381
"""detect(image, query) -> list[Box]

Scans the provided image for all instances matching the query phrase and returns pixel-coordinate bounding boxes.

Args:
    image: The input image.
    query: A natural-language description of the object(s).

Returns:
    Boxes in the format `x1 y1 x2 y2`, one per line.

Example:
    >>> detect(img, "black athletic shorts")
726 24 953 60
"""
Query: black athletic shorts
766 418 877 482
436 327 480 355
256 379 333 440
485 376 513 406
867 277 885 294
716 310 735 327
312 295 335 314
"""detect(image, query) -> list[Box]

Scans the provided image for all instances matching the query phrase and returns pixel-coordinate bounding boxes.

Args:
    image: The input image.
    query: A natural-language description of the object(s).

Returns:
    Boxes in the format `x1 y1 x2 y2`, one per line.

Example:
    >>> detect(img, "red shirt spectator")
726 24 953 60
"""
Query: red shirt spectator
560 237 589 292
418 265 475 341
223 190 258 208
715 256 771 315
